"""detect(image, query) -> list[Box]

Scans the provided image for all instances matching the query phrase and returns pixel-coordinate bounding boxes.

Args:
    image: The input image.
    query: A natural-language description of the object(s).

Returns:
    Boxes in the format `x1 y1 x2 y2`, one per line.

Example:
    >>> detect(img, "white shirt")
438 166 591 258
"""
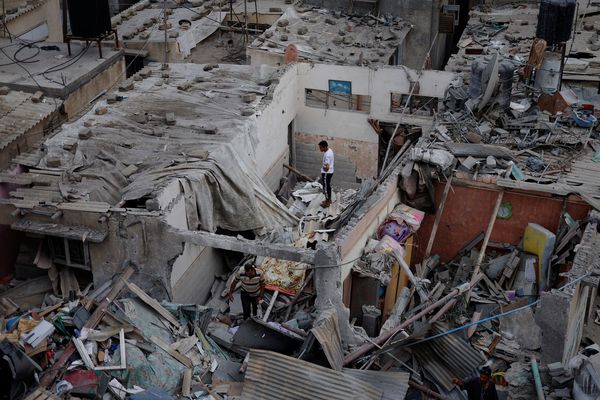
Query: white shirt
321 148 334 174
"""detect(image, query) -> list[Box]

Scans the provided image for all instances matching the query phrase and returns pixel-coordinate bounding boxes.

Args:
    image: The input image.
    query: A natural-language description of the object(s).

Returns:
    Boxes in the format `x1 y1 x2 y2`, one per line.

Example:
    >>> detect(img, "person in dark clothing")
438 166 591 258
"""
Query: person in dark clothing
228 263 265 320
452 366 499 400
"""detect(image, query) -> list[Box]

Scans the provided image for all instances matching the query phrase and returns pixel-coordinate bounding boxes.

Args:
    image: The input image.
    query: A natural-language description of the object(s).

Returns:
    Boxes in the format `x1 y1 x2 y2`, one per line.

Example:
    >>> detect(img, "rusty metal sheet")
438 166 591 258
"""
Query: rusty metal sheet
242 349 382 400
342 369 410 400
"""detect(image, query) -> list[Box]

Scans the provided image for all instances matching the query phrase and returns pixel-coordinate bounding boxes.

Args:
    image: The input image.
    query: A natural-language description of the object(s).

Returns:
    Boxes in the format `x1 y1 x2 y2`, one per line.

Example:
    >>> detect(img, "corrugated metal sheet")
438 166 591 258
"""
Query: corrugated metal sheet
242 349 383 400
412 324 486 392
342 369 410 400
311 308 343 371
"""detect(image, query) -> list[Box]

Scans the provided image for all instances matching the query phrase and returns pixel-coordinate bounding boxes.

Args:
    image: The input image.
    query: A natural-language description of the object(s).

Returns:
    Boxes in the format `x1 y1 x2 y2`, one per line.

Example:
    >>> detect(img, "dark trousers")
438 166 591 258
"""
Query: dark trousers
321 173 333 200
241 291 258 320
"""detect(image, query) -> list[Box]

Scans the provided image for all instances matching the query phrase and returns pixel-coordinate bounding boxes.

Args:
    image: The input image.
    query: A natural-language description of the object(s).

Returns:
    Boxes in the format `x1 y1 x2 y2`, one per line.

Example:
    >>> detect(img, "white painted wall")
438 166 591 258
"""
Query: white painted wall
255 65 300 189
294 63 457 143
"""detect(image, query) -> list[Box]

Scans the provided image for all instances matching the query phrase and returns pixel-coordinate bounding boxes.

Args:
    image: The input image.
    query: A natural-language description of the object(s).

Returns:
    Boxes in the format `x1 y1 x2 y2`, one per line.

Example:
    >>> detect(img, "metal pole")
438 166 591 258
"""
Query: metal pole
162 0 168 68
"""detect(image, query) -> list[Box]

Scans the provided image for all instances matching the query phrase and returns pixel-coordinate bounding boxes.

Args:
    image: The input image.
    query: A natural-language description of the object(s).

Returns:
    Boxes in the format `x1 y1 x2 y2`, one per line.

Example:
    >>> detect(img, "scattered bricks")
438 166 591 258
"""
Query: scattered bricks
143 20 154 27
78 129 93 140
547 362 565 377
119 81 134 92
297 25 308 35
332 36 343 45
377 49 386 56
241 93 257 103
338 29 346 36
277 18 289 27
203 64 219 71
123 33 135 40
165 112 176 125
134 74 144 81
139 69 152 78
199 127 218 135
269 7 282 12
31 91 45 103
177 81 192 91
325 18 336 25
46 156 61 168
106 93 119 104
241 108 254 116
132 113 148 124
121 164 138 178
161 71 170 78
264 30 273 38
280 34 288 41
168 31 179 38
267 41 277 48
145 198 160 211
188 149 209 159
63 140 78 152
0 86 10 95
256 36 265 42
343 35 353 45
139 31 150 40
95 106 108 115
83 120 94 127
158 22 172 30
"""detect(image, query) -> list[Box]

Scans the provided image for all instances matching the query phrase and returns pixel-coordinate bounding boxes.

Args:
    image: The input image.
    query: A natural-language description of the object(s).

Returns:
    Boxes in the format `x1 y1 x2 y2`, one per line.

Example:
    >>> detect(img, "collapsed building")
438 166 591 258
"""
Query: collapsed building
0 0 599 398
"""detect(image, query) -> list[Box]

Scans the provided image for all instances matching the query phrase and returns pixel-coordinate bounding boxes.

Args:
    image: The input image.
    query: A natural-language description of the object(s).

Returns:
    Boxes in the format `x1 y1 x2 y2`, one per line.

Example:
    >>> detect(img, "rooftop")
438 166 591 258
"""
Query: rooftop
110 0 225 60
446 1 600 85
3 62 297 232
248 7 411 65
0 39 123 98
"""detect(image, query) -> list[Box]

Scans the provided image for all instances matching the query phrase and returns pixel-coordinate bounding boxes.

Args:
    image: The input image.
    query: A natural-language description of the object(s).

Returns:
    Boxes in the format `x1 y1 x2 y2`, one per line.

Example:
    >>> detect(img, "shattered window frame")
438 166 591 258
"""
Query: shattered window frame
390 92 438 116
47 236 91 270
305 88 371 113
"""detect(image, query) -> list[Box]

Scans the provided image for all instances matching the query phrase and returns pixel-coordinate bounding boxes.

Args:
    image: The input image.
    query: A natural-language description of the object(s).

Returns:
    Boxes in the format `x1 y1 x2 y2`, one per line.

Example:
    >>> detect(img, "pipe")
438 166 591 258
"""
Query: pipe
531 356 545 400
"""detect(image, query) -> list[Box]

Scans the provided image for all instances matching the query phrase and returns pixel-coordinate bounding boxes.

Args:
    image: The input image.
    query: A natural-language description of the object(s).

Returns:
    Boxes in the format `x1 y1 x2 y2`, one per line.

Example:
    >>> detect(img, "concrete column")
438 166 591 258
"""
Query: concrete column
314 242 358 347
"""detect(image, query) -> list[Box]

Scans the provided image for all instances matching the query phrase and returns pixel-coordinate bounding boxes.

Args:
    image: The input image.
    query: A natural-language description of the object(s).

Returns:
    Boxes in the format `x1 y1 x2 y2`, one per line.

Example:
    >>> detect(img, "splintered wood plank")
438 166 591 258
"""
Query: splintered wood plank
124 281 182 329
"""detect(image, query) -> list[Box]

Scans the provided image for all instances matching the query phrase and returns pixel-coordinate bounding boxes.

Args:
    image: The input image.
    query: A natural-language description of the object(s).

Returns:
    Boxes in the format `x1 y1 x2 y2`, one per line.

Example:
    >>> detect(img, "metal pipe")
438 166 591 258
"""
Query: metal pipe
531 356 545 400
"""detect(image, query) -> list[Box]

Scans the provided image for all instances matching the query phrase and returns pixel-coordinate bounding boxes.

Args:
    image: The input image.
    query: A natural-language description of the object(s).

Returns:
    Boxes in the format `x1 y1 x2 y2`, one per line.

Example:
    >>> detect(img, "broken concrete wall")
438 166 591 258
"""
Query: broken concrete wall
62 57 126 118
536 285 589 365
255 65 299 190
336 171 401 280
379 0 450 70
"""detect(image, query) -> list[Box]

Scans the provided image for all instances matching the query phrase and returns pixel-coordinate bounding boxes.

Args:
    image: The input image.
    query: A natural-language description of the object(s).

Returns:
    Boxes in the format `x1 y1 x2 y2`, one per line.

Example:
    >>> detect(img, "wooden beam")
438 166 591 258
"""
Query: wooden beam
150 335 193 368
172 229 316 264
424 173 453 260
124 281 182 329
468 189 504 301
39 267 134 388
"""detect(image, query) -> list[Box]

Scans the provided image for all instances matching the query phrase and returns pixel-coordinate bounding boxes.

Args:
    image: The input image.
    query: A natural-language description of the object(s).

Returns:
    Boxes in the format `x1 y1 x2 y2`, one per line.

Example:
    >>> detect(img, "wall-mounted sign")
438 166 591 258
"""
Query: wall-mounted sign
328 80 352 96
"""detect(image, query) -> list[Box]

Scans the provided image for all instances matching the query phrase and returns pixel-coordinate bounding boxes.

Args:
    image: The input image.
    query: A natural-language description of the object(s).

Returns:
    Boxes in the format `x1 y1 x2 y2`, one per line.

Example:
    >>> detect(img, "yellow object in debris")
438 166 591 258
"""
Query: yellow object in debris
523 223 556 292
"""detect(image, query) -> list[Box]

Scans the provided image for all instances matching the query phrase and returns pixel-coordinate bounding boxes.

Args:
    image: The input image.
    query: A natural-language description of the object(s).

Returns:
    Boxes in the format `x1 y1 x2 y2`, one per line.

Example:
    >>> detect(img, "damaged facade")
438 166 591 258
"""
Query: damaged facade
1 0 600 399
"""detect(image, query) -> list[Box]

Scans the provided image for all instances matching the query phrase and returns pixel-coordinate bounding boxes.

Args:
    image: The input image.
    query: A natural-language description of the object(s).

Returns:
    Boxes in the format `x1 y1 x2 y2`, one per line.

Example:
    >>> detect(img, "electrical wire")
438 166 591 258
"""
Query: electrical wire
379 272 592 353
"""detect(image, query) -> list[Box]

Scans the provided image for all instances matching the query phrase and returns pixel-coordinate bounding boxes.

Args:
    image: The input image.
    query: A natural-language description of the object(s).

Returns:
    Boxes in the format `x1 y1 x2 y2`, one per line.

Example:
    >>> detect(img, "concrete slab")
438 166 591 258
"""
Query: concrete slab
0 40 123 99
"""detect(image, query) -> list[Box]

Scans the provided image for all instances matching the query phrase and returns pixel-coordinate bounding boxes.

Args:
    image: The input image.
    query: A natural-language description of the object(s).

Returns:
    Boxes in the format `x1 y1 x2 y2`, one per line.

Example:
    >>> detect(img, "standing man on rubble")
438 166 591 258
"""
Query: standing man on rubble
228 263 265 320
319 140 334 208
452 366 498 400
